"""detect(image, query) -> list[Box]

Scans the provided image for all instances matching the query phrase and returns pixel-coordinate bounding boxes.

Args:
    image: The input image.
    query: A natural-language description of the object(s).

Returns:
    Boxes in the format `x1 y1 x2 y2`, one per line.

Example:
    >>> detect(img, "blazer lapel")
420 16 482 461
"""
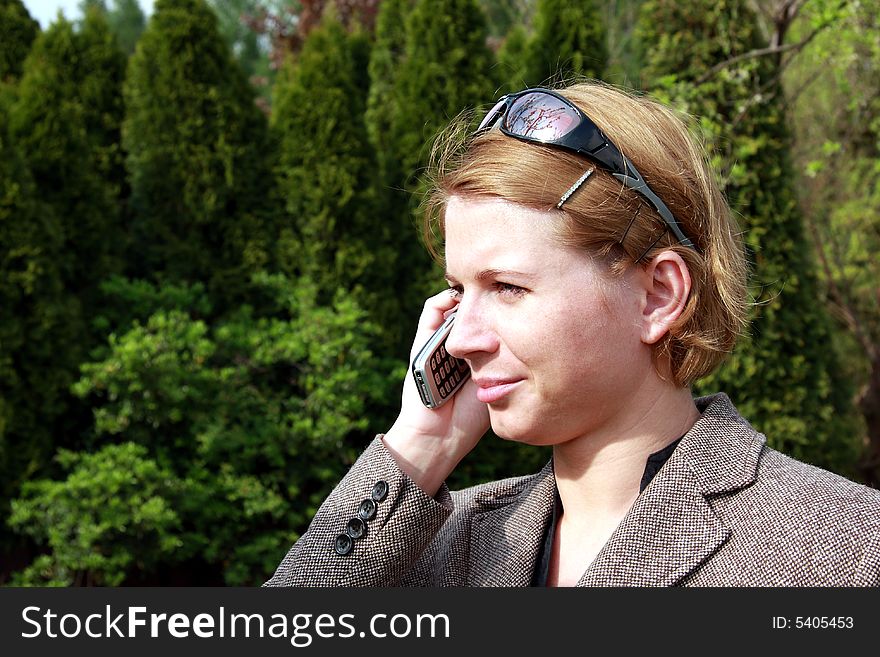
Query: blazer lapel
578 394 765 586
577 456 729 586
466 461 556 586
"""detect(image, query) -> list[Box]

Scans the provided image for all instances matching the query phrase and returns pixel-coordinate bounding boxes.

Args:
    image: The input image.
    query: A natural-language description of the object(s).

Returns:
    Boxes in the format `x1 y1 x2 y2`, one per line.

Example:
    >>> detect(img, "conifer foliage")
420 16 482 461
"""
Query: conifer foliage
0 102 77 551
638 0 858 473
123 0 276 308
372 0 498 344
11 12 127 311
526 0 607 86
496 22 529 94
1 11 128 552
365 0 410 189
0 0 39 82
390 0 496 188
272 13 391 314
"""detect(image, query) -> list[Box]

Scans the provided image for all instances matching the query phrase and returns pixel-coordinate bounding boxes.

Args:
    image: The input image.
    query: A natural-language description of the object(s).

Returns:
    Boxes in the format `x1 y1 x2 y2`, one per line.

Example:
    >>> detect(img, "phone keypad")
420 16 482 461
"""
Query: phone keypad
433 349 470 400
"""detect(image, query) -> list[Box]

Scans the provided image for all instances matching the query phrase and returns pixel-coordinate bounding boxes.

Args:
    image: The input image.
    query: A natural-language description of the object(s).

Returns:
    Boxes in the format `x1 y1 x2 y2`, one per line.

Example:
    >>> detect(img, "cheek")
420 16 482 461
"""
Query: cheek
517 296 638 384
505 304 599 377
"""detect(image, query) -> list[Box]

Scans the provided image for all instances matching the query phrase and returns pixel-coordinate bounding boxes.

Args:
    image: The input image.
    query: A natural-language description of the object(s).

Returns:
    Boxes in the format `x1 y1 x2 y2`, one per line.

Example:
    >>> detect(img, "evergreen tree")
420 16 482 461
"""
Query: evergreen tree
123 0 277 310
638 0 859 474
107 0 146 54
208 0 268 82
0 0 39 83
365 0 411 189
348 23 373 98
1 13 128 564
11 13 126 326
0 100 77 556
9 274 387 585
496 22 529 94
272 11 400 347
79 6 129 235
525 0 607 86
79 0 146 54
379 0 497 347
392 0 496 191
478 0 527 39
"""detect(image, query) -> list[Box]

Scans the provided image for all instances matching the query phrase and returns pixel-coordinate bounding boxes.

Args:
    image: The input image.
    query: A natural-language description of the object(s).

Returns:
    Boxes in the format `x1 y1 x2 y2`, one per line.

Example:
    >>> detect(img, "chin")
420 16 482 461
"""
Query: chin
488 410 551 446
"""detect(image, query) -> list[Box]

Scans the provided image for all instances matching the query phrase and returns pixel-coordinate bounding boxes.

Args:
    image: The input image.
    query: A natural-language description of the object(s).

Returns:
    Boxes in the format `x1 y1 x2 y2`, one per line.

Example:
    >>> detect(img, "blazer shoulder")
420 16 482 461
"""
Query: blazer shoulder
756 447 880 513
722 446 880 584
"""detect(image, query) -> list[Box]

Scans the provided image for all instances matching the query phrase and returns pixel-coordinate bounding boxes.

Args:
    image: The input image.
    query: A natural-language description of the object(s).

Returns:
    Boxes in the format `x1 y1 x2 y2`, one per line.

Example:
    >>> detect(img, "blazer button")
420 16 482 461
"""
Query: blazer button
358 498 377 521
346 517 366 539
371 480 389 502
334 533 353 556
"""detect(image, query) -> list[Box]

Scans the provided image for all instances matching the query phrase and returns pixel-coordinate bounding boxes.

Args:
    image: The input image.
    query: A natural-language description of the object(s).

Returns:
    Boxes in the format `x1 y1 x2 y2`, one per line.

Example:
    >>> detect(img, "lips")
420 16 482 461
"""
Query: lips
473 378 523 404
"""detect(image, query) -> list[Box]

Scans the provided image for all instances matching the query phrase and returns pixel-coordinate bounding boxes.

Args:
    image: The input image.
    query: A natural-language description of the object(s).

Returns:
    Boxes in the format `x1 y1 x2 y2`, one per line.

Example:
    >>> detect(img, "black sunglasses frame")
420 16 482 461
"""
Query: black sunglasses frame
478 88 697 251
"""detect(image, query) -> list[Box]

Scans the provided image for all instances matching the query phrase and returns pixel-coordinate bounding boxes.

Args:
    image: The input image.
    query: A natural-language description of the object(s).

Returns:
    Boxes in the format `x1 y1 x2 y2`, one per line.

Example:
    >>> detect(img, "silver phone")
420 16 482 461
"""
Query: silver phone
411 311 471 408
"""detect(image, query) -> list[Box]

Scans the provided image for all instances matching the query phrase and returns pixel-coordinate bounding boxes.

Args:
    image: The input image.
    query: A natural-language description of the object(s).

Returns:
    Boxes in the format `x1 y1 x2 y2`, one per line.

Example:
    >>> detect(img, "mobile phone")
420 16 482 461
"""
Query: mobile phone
411 311 471 408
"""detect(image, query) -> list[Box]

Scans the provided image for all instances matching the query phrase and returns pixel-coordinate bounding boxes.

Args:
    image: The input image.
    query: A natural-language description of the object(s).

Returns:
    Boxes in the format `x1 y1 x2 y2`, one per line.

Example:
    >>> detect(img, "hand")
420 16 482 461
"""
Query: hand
383 289 490 496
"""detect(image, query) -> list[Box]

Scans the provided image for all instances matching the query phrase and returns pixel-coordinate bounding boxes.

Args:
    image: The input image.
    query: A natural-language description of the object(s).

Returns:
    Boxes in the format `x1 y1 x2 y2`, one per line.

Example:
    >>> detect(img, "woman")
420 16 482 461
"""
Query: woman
266 83 880 586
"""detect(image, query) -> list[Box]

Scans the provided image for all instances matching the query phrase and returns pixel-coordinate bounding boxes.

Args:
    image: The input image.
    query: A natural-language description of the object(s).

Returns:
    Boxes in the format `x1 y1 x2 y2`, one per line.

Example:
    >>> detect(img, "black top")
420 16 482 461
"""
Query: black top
531 437 682 586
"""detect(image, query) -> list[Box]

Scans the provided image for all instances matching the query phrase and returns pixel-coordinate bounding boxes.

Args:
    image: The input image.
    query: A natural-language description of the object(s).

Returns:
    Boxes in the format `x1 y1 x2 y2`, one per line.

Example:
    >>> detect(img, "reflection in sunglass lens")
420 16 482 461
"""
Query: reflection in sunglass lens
505 92 579 141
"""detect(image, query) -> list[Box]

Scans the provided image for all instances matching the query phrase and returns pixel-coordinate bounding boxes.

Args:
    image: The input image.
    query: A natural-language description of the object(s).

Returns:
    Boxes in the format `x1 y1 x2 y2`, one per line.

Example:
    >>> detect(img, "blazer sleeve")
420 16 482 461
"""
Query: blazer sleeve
263 436 454 586
852 529 880 586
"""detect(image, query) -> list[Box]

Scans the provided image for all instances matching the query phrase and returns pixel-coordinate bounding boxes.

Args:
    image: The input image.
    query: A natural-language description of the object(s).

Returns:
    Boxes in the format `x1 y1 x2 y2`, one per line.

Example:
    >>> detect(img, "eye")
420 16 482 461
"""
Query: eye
494 282 527 297
447 284 463 299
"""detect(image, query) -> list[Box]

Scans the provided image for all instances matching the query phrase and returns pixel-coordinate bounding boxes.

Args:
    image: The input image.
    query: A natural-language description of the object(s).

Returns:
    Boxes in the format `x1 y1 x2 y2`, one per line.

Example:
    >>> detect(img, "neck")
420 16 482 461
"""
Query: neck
552 381 699 523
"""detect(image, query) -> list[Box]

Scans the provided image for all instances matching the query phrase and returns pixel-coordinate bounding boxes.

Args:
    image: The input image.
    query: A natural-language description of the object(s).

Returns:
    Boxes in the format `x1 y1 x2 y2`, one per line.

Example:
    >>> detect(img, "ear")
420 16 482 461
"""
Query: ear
639 250 692 345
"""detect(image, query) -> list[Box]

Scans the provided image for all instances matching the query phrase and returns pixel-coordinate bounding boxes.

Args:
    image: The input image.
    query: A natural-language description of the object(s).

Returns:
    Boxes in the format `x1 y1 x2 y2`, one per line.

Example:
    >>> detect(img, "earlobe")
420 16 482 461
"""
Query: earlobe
640 251 692 345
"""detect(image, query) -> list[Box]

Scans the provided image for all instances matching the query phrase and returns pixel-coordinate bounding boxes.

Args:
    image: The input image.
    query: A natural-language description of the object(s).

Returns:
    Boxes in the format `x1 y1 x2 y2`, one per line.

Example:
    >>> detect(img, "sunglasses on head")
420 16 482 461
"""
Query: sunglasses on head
477 88 698 252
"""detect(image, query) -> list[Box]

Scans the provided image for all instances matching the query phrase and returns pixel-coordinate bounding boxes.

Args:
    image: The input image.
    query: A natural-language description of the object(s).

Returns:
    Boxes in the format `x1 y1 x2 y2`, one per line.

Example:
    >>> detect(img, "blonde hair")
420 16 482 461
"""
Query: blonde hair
423 82 749 386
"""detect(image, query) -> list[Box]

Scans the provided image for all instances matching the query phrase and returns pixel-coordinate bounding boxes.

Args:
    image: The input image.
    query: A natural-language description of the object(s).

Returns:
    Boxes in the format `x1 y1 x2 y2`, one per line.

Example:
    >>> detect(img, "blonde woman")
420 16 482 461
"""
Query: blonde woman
266 83 880 586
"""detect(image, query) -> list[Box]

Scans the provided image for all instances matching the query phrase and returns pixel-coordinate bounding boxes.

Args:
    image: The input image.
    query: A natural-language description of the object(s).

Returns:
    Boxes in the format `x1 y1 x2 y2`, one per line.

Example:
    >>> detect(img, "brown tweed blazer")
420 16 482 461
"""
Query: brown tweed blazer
265 393 880 586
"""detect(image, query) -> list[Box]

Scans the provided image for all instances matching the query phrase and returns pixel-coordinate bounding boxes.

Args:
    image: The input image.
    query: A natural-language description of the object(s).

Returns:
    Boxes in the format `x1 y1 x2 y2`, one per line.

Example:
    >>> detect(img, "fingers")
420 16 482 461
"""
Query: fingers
416 288 459 334
409 290 459 362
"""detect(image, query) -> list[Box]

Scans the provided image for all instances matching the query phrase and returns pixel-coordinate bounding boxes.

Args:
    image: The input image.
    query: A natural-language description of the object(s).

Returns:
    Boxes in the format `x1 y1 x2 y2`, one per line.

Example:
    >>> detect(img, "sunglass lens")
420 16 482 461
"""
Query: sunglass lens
505 92 579 142
478 98 508 132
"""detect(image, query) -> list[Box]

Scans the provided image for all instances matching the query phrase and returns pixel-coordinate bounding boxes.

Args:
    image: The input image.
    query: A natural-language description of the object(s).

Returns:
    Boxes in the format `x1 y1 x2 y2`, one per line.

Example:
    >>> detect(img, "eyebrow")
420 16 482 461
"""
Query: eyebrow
444 268 536 285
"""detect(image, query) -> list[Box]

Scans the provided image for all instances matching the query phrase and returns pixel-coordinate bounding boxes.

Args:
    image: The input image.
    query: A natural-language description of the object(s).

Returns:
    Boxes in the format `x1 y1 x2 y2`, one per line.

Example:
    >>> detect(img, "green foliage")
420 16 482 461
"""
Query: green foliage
392 0 496 188
525 0 607 86
10 12 127 311
9 443 184 586
1 11 128 554
365 0 410 187
123 0 277 309
108 0 146 54
4 0 876 586
272 12 406 364
11 274 389 584
80 0 146 55
381 0 498 348
0 100 79 551
477 0 528 38
783 1 880 483
0 0 39 83
638 0 859 474
93 275 214 336
273 16 379 298
208 0 270 83
496 22 529 94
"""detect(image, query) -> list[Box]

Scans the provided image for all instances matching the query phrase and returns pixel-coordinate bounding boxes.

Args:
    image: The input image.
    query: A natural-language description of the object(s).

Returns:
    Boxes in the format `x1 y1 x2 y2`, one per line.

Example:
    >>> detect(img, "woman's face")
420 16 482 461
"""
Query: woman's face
443 195 653 446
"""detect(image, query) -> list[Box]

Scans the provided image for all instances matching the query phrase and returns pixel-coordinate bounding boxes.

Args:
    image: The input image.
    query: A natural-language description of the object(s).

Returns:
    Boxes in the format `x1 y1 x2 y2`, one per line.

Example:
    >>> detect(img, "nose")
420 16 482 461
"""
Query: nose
445 297 499 360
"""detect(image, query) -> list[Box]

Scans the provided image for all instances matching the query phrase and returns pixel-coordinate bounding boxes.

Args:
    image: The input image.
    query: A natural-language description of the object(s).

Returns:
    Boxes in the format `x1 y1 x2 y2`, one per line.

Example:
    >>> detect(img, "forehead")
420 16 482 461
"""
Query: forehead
443 196 578 274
